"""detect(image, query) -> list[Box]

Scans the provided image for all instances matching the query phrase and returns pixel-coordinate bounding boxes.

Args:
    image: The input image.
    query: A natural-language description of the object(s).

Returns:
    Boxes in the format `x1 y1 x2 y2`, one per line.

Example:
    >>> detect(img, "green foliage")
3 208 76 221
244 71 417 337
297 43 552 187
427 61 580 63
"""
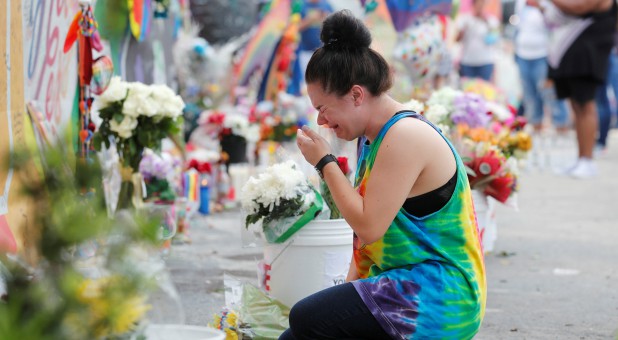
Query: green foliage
145 178 176 203
320 181 342 220
0 146 160 339
244 196 305 229
93 100 183 171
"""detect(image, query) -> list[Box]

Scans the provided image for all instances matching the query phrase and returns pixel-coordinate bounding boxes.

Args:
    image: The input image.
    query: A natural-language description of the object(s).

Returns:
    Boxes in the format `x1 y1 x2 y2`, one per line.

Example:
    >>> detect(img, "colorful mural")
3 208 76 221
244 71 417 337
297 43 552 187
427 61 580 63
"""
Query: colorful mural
22 0 82 142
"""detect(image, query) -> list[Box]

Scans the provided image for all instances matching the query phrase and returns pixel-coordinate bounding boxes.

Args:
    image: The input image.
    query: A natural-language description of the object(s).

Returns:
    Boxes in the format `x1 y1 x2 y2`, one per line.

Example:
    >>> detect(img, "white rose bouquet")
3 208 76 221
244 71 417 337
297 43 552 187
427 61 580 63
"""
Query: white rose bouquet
93 76 185 210
240 161 323 243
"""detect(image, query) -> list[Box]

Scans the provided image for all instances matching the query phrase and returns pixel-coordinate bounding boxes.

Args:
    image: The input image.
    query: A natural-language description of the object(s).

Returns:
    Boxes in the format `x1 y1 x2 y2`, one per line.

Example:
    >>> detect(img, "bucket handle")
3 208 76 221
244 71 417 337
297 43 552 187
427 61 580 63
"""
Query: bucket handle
267 238 295 267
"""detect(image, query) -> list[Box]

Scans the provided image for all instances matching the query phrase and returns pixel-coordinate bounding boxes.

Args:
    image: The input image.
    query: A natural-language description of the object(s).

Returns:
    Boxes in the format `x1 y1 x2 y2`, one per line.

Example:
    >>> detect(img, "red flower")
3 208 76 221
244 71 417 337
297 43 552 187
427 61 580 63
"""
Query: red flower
337 157 350 175
187 159 212 174
484 174 514 203
207 111 225 125
220 127 232 136
510 116 528 131
471 151 502 177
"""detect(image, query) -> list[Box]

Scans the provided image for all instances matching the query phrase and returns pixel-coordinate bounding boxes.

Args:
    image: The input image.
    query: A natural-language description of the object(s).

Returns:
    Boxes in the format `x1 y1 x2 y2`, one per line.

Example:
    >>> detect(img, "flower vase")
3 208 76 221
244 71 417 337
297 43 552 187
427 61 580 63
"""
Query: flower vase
117 165 145 212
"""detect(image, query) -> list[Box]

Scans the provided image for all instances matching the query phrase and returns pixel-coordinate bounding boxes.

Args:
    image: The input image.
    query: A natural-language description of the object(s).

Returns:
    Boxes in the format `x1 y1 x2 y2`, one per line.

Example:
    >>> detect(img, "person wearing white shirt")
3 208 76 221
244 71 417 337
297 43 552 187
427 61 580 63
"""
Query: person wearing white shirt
456 0 500 81
514 0 569 133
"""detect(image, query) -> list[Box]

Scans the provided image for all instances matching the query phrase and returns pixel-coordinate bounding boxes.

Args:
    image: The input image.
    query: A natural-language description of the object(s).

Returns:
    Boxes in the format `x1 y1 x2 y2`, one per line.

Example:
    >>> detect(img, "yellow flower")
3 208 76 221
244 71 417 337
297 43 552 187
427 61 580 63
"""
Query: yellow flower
224 328 239 340
226 312 237 327
110 296 151 334
516 132 533 151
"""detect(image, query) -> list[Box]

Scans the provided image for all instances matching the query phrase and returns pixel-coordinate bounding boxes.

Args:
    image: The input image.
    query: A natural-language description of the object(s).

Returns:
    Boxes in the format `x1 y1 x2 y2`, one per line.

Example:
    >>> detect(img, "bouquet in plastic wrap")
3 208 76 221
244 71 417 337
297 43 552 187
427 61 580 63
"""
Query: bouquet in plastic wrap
240 161 322 243
320 156 351 219
462 141 518 204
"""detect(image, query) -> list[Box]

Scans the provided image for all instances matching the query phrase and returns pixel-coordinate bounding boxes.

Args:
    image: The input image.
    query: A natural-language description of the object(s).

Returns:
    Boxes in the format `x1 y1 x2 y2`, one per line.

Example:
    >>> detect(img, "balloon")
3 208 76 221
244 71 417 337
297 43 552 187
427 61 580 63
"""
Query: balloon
91 56 115 95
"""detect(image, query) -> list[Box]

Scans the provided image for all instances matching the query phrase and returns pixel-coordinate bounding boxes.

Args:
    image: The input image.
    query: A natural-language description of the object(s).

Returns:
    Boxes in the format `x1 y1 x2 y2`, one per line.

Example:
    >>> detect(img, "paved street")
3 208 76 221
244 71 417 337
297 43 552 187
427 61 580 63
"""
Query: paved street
163 131 618 339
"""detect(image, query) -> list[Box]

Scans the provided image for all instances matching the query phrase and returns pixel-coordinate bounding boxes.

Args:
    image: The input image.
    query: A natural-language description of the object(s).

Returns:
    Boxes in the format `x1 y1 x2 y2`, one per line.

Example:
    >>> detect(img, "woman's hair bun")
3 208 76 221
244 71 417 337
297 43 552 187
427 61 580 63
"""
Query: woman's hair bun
320 10 371 51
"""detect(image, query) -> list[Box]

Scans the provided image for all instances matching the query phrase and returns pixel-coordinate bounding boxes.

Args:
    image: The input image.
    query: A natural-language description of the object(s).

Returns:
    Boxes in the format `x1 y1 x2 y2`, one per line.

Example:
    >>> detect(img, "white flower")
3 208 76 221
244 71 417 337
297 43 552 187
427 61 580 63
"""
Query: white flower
264 116 276 126
486 101 512 122
281 111 298 125
99 76 129 107
110 115 138 139
123 83 151 118
424 104 449 125
224 114 250 135
403 99 425 114
151 84 185 118
140 98 160 117
244 125 261 143
427 87 461 112
187 149 220 163
151 84 176 100
161 95 185 118
240 160 308 214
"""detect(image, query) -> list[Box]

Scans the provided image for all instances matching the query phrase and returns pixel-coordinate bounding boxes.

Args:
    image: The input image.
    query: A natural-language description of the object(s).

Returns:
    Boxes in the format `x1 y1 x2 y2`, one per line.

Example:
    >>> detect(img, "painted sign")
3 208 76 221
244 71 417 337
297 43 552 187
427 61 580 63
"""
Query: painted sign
22 0 81 142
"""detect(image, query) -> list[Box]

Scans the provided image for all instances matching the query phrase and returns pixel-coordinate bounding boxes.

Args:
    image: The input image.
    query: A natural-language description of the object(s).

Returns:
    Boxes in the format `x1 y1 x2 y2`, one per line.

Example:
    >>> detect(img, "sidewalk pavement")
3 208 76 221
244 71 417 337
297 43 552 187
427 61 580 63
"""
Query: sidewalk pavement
164 131 618 339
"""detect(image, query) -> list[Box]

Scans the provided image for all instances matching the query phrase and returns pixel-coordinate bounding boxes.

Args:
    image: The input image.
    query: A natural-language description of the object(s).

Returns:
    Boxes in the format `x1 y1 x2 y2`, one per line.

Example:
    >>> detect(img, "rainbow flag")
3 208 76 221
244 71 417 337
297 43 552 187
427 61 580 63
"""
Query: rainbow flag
129 0 152 42
183 170 200 203
234 0 291 87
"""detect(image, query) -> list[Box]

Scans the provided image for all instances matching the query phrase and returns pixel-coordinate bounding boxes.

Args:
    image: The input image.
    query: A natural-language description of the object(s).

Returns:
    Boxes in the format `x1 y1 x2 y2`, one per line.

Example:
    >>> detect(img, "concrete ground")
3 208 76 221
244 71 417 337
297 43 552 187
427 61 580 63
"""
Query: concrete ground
162 131 618 339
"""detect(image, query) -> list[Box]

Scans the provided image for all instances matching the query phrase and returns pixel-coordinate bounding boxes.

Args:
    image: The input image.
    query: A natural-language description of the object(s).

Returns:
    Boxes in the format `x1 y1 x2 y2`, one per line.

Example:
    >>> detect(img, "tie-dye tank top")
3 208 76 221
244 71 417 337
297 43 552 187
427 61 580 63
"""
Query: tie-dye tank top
351 111 486 339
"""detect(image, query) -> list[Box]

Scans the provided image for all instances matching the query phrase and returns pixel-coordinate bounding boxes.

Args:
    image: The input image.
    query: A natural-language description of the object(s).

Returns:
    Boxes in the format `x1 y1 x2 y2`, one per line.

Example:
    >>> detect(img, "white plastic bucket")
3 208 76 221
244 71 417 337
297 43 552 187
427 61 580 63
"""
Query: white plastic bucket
143 324 225 340
471 190 498 253
263 219 353 308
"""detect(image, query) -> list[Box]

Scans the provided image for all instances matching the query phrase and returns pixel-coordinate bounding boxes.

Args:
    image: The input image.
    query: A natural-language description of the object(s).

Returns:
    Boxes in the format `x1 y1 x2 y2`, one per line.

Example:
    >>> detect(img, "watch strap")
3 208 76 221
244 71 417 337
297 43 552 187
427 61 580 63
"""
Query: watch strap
315 154 338 178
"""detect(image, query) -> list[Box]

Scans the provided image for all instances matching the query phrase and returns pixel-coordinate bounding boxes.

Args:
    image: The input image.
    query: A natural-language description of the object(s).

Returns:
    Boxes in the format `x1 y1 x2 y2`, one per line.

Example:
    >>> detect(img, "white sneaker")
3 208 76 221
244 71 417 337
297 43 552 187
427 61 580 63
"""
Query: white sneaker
567 159 598 179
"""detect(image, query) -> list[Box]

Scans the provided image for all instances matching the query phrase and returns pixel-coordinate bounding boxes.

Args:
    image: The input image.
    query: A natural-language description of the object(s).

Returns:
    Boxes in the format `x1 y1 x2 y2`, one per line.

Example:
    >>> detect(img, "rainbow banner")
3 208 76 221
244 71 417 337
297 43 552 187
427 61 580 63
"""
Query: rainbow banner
129 0 152 41
183 169 200 203
234 0 291 87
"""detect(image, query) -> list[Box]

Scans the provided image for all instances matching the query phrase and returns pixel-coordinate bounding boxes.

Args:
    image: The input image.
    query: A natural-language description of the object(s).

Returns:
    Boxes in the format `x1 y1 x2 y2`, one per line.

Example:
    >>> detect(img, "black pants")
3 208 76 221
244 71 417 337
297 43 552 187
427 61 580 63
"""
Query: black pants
278 283 391 340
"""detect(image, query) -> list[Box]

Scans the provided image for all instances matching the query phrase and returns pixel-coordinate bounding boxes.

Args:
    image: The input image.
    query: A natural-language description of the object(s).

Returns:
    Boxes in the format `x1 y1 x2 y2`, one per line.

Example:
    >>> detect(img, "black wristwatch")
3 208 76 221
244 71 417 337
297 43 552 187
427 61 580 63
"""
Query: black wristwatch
315 154 338 179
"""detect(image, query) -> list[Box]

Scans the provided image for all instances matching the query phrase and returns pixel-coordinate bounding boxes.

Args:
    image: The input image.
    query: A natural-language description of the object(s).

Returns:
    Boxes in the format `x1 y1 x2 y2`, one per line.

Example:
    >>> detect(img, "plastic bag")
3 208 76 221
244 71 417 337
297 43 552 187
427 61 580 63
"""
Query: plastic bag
261 188 323 243
238 284 290 339
217 275 289 339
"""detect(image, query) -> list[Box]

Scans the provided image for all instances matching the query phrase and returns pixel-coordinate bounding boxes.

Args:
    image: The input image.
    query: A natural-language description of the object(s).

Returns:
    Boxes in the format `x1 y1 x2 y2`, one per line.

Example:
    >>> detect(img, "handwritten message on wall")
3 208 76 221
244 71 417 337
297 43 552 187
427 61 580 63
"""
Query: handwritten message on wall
22 0 81 140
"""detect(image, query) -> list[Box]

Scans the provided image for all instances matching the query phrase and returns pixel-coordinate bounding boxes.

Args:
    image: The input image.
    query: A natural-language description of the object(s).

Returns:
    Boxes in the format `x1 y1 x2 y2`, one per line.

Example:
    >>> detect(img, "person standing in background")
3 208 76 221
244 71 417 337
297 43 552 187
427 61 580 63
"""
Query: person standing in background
456 0 500 82
297 0 333 75
514 0 570 134
595 34 618 155
531 0 616 179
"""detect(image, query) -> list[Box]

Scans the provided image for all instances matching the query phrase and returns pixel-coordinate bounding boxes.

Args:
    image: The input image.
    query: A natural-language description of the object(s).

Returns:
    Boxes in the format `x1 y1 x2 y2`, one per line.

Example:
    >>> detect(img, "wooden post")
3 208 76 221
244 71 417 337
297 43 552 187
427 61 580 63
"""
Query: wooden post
0 0 31 255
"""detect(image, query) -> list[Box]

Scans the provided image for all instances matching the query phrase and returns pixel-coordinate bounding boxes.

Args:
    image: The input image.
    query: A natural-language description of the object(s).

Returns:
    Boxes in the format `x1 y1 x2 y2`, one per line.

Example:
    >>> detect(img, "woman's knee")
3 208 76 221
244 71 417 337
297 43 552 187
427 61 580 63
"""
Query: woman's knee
287 297 317 338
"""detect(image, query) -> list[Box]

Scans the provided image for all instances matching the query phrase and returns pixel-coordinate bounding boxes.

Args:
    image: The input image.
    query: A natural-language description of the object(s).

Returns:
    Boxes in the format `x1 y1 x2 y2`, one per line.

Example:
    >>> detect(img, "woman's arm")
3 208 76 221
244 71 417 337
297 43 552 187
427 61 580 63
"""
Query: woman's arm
297 119 435 244
549 0 612 16
346 255 359 282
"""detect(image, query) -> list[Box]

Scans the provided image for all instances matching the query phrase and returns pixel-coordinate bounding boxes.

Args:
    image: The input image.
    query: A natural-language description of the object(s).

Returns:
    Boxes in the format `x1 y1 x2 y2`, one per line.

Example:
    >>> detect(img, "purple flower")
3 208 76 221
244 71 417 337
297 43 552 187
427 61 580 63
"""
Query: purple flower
451 93 491 128
139 150 174 180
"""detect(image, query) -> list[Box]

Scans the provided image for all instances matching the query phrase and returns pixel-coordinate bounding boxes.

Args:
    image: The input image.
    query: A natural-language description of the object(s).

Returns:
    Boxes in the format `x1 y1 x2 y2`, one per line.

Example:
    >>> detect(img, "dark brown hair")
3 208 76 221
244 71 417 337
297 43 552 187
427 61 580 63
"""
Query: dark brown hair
305 10 392 96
